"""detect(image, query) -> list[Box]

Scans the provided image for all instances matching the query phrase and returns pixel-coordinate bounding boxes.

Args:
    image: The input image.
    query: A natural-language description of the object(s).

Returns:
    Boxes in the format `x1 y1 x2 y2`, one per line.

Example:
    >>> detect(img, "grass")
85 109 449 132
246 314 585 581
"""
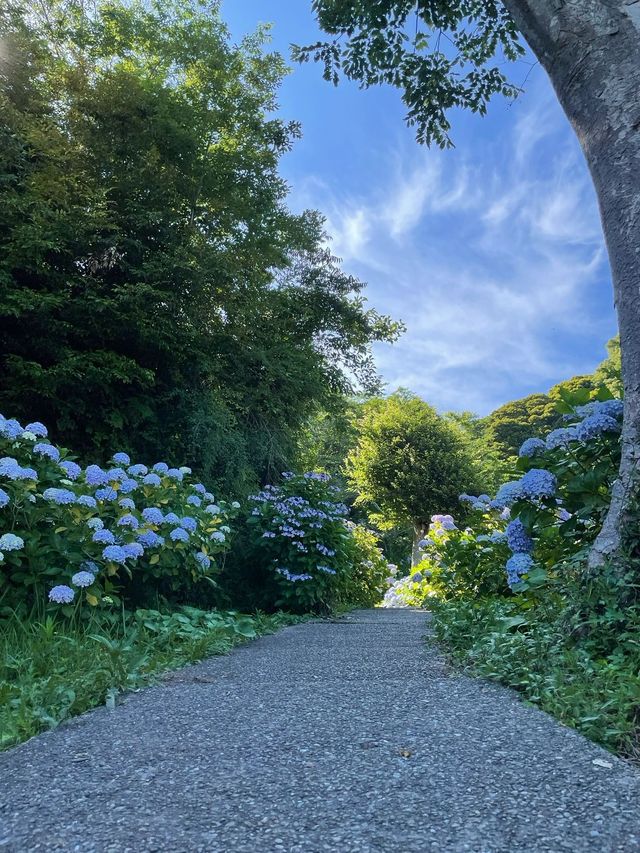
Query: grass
0 606 303 750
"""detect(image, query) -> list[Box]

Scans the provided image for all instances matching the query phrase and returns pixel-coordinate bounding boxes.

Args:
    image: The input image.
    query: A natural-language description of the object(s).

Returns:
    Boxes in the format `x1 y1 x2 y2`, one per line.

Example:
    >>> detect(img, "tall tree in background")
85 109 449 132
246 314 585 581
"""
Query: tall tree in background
347 391 479 565
297 1 639 571
0 0 399 491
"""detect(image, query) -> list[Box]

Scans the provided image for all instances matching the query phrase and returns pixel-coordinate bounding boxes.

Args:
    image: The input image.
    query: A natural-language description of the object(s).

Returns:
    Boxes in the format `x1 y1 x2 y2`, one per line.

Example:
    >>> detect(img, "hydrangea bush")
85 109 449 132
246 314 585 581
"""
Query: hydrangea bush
388 391 623 605
0 414 239 613
244 472 391 612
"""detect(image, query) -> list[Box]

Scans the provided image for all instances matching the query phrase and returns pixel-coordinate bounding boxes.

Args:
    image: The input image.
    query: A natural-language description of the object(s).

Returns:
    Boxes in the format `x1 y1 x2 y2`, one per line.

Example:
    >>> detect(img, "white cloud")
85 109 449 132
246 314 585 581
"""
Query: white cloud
285 79 616 415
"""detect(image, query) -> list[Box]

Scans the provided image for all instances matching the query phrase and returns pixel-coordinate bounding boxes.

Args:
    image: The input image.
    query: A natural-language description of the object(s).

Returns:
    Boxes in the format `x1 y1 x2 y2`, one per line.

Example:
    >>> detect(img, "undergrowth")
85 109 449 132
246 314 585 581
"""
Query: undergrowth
0 607 303 750
430 567 640 760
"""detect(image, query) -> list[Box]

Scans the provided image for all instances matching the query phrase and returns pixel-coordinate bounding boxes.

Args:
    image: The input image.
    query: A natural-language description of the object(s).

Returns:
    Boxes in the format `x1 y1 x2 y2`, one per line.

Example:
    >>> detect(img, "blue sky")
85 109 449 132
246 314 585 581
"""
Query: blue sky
222 1 618 416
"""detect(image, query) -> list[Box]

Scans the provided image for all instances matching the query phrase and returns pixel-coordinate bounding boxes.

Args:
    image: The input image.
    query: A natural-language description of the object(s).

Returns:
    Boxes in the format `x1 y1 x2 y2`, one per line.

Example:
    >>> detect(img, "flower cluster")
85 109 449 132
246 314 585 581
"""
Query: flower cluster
0 412 239 610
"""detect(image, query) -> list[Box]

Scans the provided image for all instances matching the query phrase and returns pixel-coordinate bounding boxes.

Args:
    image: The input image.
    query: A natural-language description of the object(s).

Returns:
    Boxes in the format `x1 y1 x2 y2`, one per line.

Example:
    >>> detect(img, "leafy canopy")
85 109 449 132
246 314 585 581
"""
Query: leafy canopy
294 1 524 147
0 0 400 492
347 390 480 528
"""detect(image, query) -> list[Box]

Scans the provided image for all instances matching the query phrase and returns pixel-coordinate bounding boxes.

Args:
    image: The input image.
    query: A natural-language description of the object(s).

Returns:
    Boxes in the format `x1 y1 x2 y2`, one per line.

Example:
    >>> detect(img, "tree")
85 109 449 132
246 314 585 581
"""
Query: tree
296 1 640 571
0 0 399 493
594 336 623 399
347 391 479 565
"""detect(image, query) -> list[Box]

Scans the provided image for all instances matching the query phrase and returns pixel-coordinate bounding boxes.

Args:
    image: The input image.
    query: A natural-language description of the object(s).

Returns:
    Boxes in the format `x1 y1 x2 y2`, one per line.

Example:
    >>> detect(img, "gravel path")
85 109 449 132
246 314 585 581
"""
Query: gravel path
1 608 640 852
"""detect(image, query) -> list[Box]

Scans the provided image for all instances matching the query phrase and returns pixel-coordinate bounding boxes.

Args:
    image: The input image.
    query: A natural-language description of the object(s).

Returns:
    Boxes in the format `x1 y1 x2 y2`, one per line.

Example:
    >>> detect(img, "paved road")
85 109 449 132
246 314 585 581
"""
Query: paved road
1 609 640 852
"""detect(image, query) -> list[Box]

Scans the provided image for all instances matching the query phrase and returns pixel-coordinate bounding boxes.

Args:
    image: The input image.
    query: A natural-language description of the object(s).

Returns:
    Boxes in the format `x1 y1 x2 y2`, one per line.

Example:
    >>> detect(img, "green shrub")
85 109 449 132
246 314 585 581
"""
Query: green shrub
0 413 238 614
238 471 391 613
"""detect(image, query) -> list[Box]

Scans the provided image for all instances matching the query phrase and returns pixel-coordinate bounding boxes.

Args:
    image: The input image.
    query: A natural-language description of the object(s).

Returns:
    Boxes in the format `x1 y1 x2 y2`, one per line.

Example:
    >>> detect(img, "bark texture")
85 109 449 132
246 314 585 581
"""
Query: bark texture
502 0 640 569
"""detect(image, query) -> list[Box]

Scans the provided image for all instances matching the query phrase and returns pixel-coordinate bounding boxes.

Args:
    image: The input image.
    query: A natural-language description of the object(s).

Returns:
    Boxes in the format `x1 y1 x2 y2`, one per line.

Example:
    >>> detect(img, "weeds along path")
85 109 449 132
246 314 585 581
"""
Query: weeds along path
1 609 640 852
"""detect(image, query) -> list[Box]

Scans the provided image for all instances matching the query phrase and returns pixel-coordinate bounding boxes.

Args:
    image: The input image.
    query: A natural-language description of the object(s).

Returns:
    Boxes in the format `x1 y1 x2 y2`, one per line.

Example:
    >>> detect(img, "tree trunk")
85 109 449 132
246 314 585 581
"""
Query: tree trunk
412 522 426 568
502 0 640 570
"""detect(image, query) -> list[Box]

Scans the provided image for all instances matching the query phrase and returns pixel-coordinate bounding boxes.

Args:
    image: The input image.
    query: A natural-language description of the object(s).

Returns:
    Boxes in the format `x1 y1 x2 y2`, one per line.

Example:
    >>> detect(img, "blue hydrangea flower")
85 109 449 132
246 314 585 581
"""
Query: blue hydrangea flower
506 519 533 553
518 437 546 458
317 564 337 575
545 428 577 451
557 508 572 523
117 513 139 529
180 516 197 533
77 494 97 509
112 452 131 466
170 527 189 542
0 418 23 440
576 414 621 442
80 560 99 574
92 529 115 545
49 584 75 603
95 487 117 502
163 512 180 525
166 468 183 481
576 399 624 420
72 571 95 588
107 467 128 482
520 469 557 500
193 484 206 495
43 488 76 505
119 498 135 510
205 504 221 515
85 464 109 486
186 495 202 507
203 492 214 502
0 533 24 551
137 530 164 548
33 443 60 462
210 531 225 543
86 518 104 531
128 464 148 477
599 399 624 419
143 473 161 487
118 478 138 494
102 545 127 564
494 480 523 507
25 421 48 437
59 460 82 480
153 462 169 474
179 466 192 475
0 457 20 478
489 531 507 544
142 507 164 525
506 553 534 588
123 542 144 560
0 489 9 509
0 457 37 481
276 567 312 582
194 551 211 570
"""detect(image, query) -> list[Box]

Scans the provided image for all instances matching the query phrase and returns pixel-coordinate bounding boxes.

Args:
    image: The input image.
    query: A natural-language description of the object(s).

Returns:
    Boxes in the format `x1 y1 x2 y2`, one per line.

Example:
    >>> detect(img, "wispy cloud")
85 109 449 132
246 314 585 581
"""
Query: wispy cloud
285 78 616 415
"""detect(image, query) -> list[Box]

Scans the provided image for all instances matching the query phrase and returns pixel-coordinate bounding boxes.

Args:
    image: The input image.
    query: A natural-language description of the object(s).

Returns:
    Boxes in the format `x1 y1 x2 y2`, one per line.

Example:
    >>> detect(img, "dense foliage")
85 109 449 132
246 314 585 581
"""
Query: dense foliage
233 472 390 613
347 391 480 560
0 412 238 614
0 0 399 493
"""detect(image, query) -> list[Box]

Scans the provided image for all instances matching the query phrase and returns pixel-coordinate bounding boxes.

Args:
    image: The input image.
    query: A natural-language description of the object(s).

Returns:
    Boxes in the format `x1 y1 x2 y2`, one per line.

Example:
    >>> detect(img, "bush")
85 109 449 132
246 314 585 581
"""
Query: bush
0 413 239 614
388 391 624 606
238 471 392 612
